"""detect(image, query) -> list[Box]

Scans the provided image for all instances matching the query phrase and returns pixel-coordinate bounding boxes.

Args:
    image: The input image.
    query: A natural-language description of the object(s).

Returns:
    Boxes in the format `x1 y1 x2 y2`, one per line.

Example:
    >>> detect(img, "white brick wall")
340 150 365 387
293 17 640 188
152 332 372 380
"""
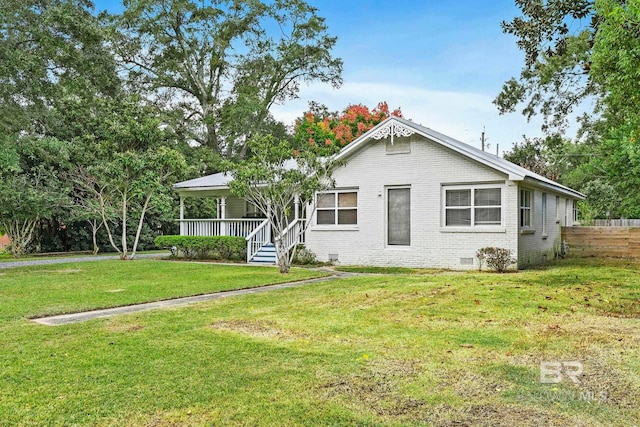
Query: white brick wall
517 188 572 268
304 134 520 270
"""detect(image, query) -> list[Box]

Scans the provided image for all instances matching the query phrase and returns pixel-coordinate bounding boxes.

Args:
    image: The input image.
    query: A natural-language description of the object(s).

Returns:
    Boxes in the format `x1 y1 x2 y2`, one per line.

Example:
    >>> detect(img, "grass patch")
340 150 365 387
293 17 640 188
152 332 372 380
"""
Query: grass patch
334 265 446 275
0 250 170 263
0 258 638 425
0 260 326 320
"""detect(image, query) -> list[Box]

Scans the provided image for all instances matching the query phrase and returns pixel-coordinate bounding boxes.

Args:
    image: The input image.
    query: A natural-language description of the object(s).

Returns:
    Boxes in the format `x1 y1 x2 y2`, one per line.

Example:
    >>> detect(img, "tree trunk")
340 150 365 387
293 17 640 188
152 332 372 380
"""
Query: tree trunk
98 192 123 258
274 236 290 273
130 194 152 260
4 218 38 258
89 219 100 255
277 255 290 274
120 190 128 260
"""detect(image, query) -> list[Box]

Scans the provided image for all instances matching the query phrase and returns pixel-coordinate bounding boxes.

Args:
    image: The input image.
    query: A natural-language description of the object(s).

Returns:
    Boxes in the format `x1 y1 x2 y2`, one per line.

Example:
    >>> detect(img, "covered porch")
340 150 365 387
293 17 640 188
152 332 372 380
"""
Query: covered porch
174 173 304 264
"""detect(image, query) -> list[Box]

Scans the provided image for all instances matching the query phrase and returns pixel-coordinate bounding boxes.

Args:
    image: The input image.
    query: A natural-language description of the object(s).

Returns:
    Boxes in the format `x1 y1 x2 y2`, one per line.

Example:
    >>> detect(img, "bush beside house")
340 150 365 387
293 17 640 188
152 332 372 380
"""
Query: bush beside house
154 235 246 261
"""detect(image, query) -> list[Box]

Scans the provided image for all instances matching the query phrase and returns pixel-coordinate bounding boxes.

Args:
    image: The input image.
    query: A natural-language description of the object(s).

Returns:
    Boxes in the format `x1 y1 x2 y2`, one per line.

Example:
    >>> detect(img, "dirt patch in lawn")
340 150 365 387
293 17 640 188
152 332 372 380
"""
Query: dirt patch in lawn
209 319 307 340
320 357 605 426
320 359 426 419
105 322 145 333
424 403 586 427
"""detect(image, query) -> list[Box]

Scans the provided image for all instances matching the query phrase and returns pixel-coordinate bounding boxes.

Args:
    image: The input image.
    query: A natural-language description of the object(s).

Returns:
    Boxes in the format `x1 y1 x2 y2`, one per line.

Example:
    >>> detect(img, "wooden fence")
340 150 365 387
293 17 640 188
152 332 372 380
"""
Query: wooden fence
593 219 640 227
562 226 640 258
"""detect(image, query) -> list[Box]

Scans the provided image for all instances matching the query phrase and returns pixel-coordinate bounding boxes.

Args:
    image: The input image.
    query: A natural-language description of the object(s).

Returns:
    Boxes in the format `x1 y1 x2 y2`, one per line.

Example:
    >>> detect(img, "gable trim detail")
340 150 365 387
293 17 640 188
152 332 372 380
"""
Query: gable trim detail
370 120 416 144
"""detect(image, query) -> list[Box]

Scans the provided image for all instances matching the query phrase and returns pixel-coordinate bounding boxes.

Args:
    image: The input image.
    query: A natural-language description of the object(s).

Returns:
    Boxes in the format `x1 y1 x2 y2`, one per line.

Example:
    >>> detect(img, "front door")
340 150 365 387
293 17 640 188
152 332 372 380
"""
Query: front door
387 187 411 246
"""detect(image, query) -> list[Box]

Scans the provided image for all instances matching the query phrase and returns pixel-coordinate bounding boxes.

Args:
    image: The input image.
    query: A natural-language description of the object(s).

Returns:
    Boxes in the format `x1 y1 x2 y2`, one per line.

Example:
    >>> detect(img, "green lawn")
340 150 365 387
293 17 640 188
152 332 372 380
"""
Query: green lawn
0 258 638 426
0 250 169 262
0 260 326 320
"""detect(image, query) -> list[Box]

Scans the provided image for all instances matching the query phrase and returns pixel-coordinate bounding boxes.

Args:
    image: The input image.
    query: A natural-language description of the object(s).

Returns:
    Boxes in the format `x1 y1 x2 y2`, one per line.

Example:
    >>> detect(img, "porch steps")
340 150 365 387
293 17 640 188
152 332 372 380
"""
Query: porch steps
249 243 276 264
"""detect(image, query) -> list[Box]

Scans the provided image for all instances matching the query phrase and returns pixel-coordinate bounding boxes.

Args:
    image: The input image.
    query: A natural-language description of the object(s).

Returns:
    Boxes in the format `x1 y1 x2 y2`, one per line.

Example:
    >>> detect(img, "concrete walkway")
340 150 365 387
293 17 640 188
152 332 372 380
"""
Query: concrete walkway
32 273 346 326
0 252 169 269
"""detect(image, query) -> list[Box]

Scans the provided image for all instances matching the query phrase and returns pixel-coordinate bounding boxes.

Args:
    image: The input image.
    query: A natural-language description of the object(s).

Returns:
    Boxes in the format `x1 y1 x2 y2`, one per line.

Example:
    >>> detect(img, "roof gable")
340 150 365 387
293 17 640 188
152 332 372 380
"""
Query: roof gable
336 116 584 199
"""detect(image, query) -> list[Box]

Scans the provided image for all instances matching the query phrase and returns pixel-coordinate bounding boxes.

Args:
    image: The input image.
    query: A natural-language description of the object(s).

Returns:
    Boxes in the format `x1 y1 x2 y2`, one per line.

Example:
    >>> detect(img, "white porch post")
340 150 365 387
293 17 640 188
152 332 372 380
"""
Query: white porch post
220 196 227 236
267 201 272 243
179 196 185 235
294 194 300 221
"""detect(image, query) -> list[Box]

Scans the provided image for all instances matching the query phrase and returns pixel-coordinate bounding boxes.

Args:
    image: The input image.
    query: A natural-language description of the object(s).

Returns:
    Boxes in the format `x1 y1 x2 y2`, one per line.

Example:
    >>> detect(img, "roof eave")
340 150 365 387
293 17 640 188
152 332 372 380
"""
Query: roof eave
522 177 586 199
174 185 231 193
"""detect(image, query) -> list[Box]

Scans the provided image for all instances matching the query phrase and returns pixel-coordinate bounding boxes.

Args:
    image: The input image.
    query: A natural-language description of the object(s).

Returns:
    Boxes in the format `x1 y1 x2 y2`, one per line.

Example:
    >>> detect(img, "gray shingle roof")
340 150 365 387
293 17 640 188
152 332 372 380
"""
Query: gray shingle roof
174 117 584 199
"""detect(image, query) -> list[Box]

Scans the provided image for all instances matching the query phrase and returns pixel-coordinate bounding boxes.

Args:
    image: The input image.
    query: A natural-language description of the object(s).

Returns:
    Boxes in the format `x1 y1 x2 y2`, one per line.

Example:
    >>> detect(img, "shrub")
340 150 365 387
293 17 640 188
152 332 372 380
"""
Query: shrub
291 244 318 265
154 235 246 261
476 247 516 273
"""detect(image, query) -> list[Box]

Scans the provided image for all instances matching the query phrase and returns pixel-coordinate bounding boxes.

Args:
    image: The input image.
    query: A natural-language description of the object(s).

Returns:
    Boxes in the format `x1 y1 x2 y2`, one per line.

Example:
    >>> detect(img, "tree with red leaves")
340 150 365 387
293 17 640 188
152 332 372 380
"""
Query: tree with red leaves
294 102 402 152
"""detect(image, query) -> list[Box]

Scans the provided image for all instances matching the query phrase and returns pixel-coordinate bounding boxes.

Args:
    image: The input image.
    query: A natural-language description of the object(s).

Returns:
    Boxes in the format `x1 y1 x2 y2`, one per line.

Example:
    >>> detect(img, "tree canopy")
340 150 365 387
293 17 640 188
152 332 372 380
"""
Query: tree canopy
0 0 120 137
293 101 402 153
0 0 342 256
109 0 343 157
499 0 640 219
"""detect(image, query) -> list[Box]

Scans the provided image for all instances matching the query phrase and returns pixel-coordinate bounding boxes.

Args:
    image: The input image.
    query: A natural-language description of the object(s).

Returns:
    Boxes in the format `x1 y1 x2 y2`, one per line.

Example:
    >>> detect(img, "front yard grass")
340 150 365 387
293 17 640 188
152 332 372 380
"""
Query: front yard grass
0 257 638 426
0 260 327 320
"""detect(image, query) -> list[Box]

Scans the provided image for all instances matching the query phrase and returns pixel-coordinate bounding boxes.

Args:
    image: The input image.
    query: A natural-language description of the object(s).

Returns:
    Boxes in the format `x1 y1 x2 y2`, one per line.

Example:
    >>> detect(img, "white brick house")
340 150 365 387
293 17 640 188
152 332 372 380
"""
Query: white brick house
173 117 584 269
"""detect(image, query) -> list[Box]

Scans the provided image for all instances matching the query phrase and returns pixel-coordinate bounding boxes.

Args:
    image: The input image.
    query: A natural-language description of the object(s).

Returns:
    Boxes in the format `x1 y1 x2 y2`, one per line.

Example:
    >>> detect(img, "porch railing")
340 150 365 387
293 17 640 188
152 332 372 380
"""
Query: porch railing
278 219 304 254
177 219 265 237
245 220 271 262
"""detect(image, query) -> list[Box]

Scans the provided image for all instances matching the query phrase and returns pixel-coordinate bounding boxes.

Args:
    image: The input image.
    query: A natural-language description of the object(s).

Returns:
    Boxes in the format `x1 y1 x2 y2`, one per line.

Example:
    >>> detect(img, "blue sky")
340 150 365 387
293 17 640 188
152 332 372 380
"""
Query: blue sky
93 0 554 154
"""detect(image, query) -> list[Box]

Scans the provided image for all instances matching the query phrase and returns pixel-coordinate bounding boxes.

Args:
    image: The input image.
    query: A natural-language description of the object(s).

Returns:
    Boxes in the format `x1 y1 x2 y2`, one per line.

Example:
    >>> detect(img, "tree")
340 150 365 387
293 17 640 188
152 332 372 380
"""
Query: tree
0 0 120 137
74 148 189 260
108 0 343 157
0 136 72 257
497 0 640 217
576 179 618 223
293 101 402 151
590 0 640 130
494 0 598 133
224 135 341 273
503 134 581 182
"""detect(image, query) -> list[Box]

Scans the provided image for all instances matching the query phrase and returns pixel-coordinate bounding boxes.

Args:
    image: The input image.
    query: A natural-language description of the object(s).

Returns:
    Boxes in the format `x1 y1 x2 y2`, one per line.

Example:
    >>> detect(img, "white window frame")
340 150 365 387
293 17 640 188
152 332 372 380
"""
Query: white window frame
520 188 533 228
315 189 358 226
441 184 504 229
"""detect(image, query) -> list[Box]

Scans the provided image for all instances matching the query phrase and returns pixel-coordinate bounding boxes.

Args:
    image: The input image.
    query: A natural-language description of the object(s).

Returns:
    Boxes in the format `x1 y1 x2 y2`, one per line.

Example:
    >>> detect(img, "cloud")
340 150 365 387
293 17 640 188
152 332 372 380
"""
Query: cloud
271 81 549 155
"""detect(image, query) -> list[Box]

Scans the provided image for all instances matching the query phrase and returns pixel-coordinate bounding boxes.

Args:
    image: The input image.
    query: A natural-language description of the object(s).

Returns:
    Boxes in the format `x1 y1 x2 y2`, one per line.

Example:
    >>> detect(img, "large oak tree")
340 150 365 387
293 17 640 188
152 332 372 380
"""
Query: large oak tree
108 0 343 157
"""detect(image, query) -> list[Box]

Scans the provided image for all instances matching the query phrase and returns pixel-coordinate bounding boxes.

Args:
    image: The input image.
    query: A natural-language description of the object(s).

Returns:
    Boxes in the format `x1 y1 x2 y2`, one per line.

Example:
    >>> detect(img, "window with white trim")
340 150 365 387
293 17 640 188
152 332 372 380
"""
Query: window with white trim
316 191 357 225
443 185 502 227
520 189 532 227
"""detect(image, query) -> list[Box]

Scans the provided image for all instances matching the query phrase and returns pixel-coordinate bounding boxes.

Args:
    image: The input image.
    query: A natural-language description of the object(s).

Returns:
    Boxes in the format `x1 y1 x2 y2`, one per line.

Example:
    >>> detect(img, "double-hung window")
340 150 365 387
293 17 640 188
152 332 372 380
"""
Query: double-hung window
444 185 502 227
520 189 532 227
316 191 357 225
